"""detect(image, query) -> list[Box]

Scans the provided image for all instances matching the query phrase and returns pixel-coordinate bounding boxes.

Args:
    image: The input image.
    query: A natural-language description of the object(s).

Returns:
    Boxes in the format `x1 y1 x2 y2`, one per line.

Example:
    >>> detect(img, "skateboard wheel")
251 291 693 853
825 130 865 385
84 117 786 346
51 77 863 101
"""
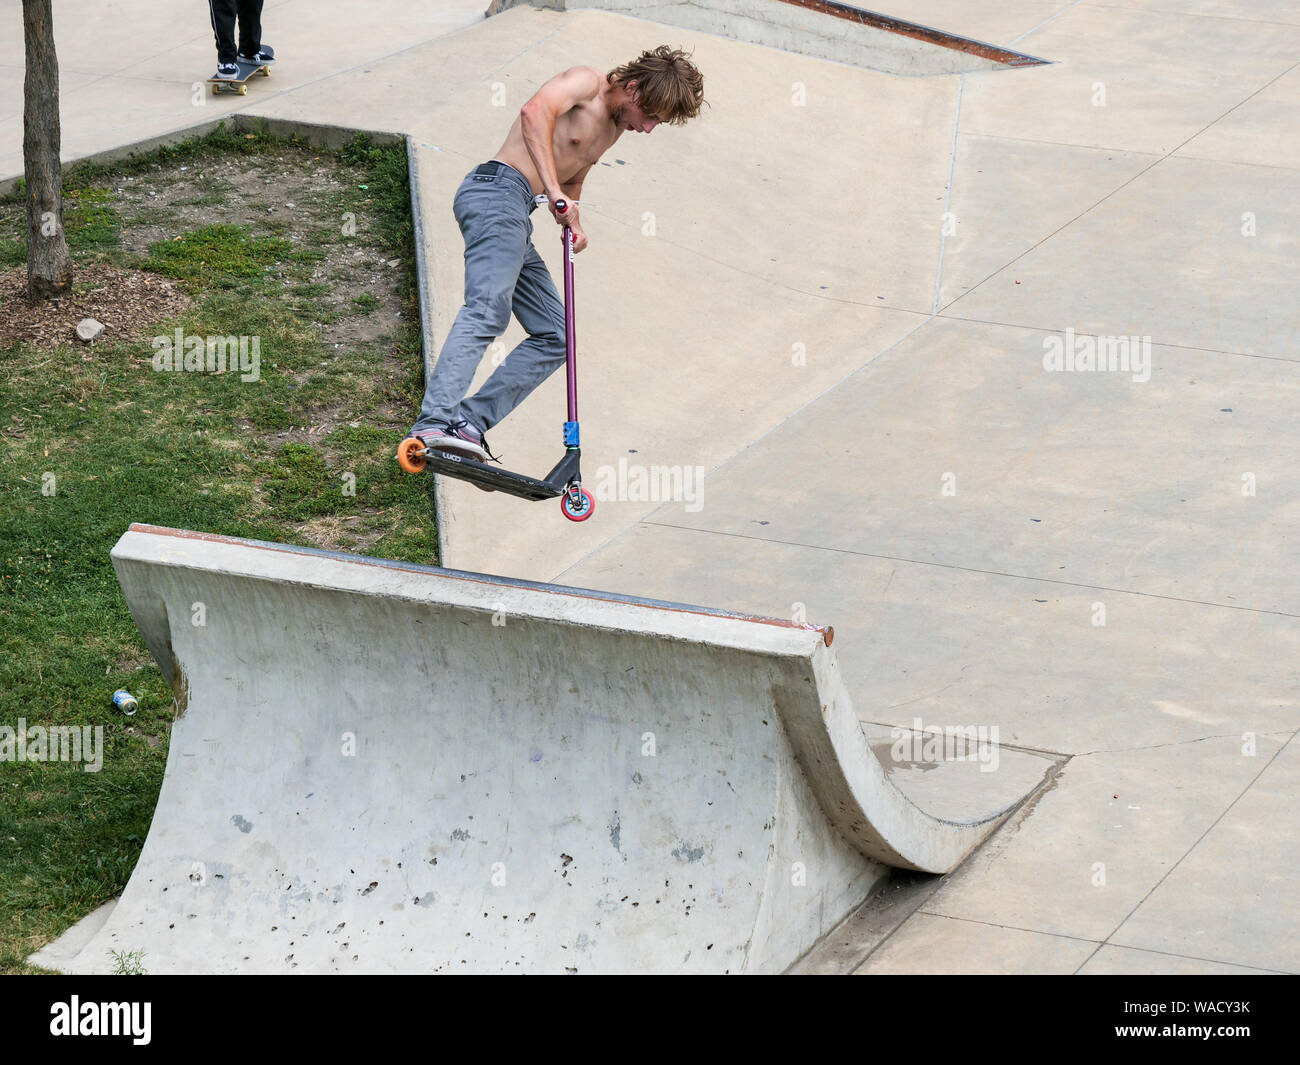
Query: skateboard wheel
396 437 427 474
560 487 594 522
238 85 247 95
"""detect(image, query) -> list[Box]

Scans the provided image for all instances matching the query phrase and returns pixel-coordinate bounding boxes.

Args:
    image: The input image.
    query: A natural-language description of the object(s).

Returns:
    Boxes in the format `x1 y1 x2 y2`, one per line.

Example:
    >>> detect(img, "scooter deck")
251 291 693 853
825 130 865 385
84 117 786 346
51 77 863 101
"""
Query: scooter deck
418 447 580 502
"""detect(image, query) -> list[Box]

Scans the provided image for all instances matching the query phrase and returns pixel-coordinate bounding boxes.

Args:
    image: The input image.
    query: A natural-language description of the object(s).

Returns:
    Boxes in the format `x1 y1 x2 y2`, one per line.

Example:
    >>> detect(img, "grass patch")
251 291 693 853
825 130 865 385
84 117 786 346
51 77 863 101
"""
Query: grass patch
62 187 121 254
0 124 438 973
351 292 380 315
142 223 292 285
0 186 119 268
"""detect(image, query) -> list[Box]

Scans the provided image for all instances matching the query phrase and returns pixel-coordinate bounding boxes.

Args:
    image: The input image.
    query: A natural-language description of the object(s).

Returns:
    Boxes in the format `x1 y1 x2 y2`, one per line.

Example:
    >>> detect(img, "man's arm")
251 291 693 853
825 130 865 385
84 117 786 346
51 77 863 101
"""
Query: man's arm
520 67 602 220
558 164 593 252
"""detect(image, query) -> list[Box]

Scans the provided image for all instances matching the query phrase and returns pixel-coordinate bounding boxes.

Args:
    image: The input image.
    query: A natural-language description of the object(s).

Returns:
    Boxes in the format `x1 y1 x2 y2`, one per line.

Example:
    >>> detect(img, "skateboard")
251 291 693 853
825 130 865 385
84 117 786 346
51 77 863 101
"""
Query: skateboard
208 59 270 96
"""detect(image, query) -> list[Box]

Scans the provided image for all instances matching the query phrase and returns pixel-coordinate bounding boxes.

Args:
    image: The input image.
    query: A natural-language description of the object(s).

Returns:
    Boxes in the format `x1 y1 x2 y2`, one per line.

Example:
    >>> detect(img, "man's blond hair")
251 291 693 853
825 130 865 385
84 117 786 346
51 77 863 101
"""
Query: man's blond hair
608 46 705 125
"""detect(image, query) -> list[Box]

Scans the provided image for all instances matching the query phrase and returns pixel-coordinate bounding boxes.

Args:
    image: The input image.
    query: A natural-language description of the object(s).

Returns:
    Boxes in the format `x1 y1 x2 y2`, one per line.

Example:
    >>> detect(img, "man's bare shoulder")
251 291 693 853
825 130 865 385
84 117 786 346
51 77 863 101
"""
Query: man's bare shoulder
542 65 605 101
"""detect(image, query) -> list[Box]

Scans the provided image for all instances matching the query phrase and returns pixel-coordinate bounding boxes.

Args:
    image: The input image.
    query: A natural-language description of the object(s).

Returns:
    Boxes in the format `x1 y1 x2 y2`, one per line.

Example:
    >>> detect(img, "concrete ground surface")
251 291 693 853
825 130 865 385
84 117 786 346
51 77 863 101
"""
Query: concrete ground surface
5 1 1297 973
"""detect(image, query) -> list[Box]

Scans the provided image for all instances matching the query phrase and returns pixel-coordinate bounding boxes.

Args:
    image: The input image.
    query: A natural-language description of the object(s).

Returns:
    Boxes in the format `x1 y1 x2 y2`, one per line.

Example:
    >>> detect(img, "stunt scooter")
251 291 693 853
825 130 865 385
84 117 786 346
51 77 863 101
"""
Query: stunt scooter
395 199 595 522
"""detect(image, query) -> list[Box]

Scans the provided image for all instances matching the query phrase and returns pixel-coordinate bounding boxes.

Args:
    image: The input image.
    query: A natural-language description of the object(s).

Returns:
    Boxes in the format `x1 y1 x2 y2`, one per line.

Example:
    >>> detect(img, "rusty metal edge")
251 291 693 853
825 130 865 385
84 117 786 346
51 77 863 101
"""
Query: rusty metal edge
779 0 1050 66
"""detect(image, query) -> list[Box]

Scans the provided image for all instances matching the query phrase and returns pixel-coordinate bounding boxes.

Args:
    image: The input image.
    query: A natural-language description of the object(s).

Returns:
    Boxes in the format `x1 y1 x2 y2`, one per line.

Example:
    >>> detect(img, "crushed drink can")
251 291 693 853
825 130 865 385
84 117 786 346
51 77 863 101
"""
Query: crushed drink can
112 689 139 716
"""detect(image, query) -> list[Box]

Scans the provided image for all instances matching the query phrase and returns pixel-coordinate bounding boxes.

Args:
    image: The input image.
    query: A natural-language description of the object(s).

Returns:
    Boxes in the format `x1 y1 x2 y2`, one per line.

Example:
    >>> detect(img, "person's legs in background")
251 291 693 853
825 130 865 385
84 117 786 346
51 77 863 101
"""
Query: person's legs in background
208 0 238 66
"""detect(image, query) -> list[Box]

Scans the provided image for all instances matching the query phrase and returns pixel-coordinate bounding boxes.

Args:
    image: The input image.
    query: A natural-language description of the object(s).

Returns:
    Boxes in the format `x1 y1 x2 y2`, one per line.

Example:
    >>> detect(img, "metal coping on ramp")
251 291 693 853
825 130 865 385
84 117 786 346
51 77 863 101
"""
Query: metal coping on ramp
484 0 1050 69
31 524 1025 974
774 0 1050 67
124 523 836 645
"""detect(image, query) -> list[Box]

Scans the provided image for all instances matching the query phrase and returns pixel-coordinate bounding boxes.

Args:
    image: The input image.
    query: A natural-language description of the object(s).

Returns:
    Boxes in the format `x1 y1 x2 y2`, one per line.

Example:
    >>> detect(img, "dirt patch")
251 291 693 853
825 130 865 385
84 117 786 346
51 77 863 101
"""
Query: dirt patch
0 264 191 349
297 511 390 554
106 148 409 353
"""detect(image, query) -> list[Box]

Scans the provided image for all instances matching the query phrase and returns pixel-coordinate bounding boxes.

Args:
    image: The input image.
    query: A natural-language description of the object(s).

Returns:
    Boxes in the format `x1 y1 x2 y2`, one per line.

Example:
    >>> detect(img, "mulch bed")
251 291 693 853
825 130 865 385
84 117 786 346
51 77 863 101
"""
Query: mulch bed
0 264 191 349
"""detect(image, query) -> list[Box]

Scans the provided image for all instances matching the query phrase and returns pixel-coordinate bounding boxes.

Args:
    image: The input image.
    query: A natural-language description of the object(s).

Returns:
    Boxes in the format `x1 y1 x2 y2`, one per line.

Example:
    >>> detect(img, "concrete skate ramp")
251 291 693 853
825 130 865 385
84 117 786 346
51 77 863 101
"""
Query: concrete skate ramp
53 524 1014 973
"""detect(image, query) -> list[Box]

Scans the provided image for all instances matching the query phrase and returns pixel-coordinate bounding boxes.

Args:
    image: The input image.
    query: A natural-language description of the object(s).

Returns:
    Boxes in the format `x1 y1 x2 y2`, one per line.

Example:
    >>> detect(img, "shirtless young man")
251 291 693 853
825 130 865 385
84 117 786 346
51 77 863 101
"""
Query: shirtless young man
406 46 705 461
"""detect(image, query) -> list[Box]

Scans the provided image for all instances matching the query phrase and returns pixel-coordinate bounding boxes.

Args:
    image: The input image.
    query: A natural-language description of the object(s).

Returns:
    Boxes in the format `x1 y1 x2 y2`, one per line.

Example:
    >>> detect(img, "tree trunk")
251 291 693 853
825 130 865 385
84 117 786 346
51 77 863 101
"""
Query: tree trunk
23 0 73 300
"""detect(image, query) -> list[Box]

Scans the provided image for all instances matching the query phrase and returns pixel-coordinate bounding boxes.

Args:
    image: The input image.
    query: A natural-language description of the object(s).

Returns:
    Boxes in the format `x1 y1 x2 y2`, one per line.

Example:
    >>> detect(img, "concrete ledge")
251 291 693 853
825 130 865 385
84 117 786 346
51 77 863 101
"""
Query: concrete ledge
0 114 405 197
404 138 453 560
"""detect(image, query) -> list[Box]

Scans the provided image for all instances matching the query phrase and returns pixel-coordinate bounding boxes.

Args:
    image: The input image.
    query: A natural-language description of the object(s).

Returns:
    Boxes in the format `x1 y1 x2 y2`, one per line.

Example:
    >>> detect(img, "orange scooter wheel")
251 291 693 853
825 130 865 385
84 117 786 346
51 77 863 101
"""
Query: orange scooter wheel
396 437 427 473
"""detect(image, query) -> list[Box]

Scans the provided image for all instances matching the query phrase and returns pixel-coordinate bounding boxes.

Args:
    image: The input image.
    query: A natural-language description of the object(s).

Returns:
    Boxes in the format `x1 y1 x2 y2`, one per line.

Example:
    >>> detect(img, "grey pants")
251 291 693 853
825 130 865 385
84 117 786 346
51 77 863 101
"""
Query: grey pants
411 161 567 435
